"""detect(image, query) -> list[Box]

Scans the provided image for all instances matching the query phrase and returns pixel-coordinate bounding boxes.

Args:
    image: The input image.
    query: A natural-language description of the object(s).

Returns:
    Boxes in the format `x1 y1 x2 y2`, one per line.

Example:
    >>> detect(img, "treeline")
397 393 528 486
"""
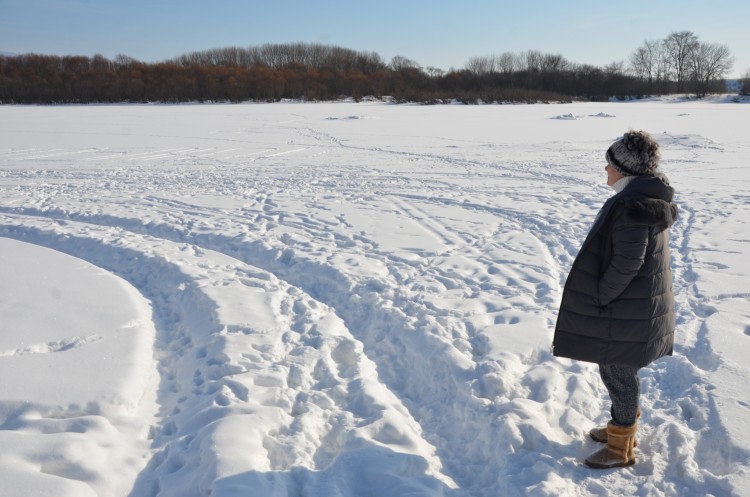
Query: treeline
0 48 626 104
0 35 739 104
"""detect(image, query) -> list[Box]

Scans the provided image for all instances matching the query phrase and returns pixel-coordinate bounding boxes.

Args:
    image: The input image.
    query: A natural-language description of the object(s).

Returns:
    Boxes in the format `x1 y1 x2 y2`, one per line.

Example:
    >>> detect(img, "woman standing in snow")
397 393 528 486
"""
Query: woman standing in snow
553 130 678 469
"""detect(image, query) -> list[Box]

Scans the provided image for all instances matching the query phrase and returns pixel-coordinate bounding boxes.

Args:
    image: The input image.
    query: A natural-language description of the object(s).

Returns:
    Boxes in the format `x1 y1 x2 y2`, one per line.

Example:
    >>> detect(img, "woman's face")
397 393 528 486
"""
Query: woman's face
605 163 624 186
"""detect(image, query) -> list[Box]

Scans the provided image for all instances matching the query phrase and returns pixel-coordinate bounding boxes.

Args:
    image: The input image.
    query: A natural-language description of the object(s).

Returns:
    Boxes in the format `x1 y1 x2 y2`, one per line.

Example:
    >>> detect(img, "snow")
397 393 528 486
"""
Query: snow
0 100 748 497
0 238 157 497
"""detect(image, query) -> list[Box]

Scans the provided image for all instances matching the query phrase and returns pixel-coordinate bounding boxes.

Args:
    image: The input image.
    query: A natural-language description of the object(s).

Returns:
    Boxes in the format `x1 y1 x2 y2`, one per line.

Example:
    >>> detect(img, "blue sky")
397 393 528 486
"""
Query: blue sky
1 0 748 77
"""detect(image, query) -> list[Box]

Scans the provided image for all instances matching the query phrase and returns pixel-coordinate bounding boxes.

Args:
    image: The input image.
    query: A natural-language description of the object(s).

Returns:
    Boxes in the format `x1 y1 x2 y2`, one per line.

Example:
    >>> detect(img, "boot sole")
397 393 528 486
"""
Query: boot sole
585 458 636 469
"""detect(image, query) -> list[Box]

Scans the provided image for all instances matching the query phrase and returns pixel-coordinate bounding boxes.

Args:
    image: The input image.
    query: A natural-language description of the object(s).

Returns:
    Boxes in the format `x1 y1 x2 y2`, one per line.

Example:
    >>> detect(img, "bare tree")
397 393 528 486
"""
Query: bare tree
390 55 420 71
496 52 519 88
425 66 444 78
497 52 519 75
689 42 734 96
663 31 699 92
114 54 138 68
541 53 568 73
629 39 663 91
465 55 496 75
630 46 649 79
653 41 671 93
523 50 544 73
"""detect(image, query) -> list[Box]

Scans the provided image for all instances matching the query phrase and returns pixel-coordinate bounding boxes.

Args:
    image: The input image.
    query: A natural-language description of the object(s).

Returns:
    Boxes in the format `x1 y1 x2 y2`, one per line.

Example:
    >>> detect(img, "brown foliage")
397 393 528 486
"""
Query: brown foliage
2 40 725 104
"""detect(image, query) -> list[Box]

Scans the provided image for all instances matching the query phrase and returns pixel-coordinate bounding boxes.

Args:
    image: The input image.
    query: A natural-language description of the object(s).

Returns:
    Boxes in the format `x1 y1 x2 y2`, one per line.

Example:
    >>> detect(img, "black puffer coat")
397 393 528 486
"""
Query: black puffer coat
553 173 679 368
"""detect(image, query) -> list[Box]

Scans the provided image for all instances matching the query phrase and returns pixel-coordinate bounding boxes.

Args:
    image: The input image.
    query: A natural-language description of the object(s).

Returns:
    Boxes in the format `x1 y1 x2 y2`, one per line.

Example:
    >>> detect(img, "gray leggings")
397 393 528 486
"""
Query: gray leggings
599 364 640 426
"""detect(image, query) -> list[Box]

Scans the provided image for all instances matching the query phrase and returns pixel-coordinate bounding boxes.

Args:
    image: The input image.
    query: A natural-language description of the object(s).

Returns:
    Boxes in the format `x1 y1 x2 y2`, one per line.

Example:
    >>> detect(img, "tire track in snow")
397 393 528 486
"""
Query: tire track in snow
3 123 744 496
0 204 706 497
0 213 454 497
0 203 586 496
3 196 736 497
0 205 508 492
387 195 465 251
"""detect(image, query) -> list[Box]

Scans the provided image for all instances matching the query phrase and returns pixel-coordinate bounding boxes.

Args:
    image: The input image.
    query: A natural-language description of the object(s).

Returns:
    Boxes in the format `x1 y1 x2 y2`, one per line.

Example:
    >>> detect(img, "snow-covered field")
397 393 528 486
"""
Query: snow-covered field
0 100 748 497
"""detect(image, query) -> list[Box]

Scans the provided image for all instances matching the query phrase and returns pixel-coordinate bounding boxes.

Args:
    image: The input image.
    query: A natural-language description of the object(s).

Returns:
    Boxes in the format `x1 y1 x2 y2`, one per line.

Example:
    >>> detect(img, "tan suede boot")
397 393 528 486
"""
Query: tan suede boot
589 407 641 444
585 422 637 469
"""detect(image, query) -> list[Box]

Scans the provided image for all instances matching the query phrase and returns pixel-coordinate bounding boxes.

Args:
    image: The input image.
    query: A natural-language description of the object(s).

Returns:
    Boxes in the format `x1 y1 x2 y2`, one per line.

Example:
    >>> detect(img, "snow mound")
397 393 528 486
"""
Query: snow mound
0 238 157 497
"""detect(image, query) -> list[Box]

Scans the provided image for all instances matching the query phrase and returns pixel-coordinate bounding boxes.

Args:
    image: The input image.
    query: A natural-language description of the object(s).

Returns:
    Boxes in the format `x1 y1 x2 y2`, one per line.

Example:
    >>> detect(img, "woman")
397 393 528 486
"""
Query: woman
553 130 678 469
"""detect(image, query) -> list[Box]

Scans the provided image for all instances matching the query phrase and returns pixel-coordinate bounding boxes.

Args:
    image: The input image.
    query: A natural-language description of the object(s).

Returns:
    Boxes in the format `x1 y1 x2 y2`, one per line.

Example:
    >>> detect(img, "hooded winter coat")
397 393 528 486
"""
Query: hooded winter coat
553 173 678 368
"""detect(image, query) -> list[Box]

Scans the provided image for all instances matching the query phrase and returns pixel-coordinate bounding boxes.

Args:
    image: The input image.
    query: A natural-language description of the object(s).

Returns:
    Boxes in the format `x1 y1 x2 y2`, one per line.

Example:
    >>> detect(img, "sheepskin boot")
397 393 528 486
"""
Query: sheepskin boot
589 407 641 444
585 422 637 469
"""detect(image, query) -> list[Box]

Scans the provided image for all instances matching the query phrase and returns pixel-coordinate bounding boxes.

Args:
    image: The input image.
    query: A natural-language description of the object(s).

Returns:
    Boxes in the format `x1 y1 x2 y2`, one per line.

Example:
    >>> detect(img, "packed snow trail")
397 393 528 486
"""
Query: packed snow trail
0 216 455 497
1 101 749 497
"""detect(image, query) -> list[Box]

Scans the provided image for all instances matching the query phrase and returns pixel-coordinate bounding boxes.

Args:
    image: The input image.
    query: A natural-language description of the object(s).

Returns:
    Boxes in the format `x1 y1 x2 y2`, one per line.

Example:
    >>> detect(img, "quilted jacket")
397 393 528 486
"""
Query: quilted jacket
553 173 679 367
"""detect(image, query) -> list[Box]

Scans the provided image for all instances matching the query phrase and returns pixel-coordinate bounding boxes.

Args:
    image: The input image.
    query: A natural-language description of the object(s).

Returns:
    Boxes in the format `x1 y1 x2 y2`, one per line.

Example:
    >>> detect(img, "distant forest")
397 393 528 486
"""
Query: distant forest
1 31 745 104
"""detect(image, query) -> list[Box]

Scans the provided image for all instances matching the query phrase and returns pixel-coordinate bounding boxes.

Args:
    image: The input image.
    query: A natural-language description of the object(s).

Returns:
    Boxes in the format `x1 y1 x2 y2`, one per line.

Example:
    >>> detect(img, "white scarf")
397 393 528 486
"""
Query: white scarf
611 175 637 193
592 176 638 225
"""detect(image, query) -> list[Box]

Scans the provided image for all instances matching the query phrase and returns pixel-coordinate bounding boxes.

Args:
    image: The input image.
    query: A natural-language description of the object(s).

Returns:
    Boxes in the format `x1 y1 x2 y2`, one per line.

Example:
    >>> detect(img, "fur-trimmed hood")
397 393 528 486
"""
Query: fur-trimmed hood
620 173 678 230
577 172 677 257
624 198 678 229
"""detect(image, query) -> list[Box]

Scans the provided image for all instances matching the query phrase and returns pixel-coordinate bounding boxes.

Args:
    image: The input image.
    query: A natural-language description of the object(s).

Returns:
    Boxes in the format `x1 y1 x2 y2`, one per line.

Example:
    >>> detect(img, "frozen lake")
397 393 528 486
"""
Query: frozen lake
1 100 749 497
